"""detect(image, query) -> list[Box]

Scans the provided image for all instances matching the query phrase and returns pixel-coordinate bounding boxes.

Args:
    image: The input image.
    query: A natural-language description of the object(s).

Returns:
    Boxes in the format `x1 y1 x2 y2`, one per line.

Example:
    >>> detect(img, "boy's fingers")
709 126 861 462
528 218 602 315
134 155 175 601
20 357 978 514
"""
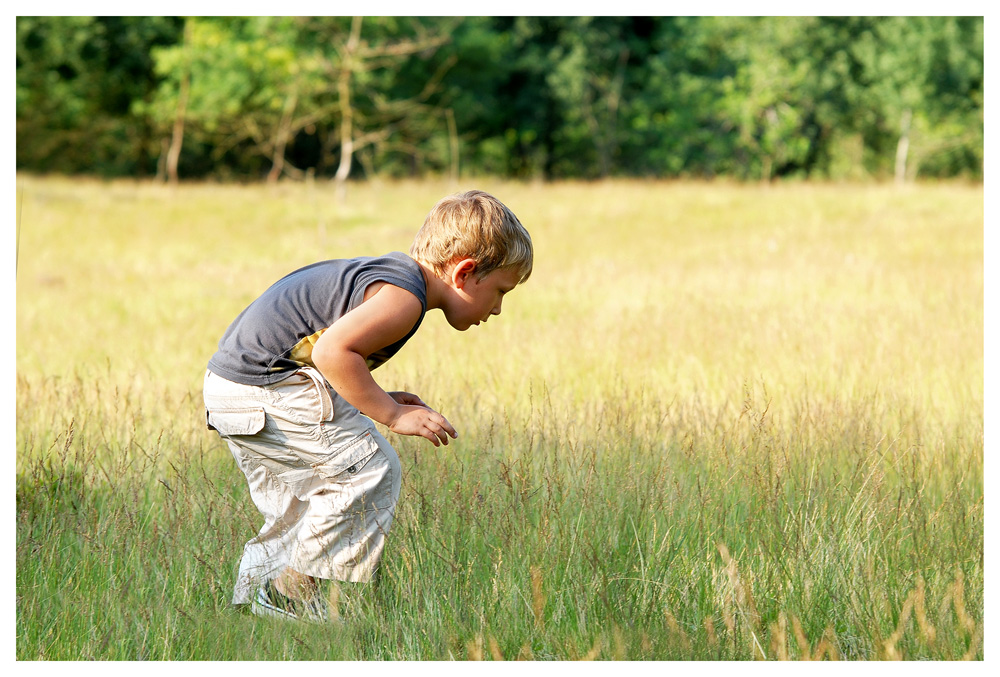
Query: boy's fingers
429 423 449 446
406 408 456 446
423 417 456 446
434 413 458 439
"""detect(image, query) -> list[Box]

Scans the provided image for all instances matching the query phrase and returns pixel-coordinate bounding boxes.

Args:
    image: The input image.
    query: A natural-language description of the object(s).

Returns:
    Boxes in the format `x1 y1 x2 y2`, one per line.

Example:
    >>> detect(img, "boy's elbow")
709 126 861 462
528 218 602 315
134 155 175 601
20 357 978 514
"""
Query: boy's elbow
310 344 333 374
311 343 340 374
311 335 362 375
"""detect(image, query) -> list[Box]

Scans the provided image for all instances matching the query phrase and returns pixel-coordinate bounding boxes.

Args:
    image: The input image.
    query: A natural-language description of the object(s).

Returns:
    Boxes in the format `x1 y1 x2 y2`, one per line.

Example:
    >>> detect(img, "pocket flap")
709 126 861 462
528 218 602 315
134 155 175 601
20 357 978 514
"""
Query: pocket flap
207 407 266 436
311 432 379 479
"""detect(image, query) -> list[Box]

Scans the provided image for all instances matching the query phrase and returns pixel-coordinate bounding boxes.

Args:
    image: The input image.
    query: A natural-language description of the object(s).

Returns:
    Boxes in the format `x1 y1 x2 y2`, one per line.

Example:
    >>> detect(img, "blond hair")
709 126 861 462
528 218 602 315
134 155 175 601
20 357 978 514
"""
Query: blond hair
410 190 533 283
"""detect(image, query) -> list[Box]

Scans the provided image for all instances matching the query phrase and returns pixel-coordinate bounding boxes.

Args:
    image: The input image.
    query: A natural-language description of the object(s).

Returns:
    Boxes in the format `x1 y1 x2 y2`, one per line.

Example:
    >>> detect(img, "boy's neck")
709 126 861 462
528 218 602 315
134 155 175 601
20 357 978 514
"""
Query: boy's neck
413 257 450 312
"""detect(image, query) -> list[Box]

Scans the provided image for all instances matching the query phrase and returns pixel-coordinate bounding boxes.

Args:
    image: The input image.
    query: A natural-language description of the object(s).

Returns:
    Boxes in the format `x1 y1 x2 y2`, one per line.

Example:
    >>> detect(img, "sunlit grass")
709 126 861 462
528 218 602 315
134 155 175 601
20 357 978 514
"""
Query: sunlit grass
16 175 982 659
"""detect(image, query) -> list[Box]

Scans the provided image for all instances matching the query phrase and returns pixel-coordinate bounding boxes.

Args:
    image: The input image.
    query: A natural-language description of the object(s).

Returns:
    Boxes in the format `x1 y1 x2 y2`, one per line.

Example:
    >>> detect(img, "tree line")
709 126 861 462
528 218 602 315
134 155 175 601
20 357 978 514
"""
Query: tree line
16 16 983 184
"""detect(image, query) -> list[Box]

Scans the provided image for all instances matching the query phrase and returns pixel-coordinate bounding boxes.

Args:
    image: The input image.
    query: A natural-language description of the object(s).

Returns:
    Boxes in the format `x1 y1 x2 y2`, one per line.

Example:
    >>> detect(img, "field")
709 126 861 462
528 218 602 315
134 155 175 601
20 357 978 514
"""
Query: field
15 176 983 660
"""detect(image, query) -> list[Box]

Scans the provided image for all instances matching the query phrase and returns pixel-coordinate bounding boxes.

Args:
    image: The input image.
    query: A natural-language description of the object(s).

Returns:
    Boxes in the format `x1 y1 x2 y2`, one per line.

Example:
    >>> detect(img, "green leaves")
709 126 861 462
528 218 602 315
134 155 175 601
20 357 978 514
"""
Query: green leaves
16 16 984 181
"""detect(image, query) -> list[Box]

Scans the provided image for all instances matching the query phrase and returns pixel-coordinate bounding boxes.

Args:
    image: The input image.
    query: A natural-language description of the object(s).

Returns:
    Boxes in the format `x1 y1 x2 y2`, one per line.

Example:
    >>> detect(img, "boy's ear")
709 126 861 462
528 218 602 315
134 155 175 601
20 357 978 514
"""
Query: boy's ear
450 258 478 288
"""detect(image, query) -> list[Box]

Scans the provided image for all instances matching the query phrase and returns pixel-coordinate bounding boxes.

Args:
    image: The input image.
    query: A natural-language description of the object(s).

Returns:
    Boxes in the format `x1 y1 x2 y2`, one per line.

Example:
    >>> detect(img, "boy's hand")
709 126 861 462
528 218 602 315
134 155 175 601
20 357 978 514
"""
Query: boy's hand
387 391 429 408
311 285 457 446
388 405 458 447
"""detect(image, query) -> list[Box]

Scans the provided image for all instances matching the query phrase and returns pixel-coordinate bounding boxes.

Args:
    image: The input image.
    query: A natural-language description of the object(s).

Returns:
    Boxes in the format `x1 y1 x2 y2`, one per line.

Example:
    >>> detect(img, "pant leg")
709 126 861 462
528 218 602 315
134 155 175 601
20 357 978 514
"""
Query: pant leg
226 440 308 604
203 368 402 605
291 424 401 582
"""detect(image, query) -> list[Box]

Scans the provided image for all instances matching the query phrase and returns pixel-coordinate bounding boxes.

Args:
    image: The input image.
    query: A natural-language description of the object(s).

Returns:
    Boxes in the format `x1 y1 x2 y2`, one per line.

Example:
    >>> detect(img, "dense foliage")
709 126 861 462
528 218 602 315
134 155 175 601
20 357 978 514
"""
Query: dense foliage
16 16 984 181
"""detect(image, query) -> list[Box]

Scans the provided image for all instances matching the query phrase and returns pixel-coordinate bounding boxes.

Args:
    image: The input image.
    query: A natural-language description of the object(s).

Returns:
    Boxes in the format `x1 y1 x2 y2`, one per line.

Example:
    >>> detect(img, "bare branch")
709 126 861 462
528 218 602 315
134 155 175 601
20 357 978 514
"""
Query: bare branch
359 35 448 62
347 16 363 51
415 54 458 103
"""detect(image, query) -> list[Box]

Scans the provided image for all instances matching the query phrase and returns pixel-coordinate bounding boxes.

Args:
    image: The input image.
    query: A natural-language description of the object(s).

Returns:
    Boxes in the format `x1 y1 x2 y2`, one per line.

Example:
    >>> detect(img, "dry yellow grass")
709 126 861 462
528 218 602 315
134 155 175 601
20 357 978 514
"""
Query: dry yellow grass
16 176 982 659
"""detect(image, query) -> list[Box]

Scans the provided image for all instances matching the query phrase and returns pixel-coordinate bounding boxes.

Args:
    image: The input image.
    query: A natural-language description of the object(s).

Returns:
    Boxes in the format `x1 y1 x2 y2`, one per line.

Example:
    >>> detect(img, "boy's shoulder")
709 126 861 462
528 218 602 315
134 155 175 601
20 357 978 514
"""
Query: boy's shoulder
287 252 419 283
289 252 427 309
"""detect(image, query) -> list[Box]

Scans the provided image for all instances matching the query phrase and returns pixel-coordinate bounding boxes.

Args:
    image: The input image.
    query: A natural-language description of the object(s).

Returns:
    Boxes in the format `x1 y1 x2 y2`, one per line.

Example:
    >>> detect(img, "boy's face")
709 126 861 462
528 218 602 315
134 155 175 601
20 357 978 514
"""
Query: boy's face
446 262 521 331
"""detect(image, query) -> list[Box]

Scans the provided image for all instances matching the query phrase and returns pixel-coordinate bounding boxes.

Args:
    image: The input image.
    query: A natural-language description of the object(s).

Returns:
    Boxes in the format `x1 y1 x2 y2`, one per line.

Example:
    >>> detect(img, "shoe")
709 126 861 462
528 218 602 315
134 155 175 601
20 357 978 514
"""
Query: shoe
251 580 329 623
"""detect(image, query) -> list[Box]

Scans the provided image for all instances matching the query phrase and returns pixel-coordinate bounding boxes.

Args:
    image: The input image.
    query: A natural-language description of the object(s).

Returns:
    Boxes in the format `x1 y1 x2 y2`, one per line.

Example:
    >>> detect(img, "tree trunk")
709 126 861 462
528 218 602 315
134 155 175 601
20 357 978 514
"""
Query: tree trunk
155 137 169 182
334 105 353 203
166 70 189 186
267 88 299 185
895 108 912 186
599 47 629 178
334 16 363 203
761 155 773 184
446 108 459 187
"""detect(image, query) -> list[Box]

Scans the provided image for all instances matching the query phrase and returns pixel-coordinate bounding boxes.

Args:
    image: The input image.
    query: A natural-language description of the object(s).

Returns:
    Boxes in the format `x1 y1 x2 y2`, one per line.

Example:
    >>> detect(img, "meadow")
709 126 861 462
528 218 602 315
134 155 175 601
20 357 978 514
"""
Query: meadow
15 176 983 660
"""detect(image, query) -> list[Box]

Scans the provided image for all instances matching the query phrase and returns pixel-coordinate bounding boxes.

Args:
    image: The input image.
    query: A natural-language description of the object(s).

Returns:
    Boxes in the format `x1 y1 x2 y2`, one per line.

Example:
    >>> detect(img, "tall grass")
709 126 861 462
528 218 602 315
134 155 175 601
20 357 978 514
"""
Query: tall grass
16 176 983 659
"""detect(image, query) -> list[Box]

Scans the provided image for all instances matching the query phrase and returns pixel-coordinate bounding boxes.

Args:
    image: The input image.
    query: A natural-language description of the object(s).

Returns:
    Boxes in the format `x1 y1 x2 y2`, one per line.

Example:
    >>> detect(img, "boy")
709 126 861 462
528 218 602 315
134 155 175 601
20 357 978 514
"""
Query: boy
203 190 532 621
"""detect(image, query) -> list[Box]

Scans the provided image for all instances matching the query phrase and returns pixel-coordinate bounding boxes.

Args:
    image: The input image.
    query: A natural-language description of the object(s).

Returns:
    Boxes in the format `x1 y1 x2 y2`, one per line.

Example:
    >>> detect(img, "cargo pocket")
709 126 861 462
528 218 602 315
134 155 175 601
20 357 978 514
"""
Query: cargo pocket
310 431 380 479
206 407 266 436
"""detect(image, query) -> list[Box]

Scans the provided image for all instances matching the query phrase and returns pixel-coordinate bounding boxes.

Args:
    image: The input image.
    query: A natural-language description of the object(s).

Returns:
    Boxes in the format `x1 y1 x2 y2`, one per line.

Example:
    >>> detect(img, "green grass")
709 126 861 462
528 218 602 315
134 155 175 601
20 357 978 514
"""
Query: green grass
16 176 983 660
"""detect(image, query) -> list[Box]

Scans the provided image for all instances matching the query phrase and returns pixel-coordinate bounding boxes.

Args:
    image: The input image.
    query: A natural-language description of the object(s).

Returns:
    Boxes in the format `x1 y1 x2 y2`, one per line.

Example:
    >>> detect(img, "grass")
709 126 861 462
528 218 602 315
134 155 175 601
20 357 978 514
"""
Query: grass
15 175 983 660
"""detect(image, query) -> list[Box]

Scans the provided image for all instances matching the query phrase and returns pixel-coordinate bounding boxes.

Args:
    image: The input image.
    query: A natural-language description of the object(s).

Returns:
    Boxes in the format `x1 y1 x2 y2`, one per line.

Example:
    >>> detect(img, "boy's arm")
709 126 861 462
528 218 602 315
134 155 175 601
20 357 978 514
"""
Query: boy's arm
311 284 457 447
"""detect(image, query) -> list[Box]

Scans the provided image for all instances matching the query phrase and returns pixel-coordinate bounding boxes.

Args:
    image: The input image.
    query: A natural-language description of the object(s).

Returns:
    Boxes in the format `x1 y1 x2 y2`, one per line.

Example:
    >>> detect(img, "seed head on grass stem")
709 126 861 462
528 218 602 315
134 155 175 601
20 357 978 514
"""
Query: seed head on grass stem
530 565 544 631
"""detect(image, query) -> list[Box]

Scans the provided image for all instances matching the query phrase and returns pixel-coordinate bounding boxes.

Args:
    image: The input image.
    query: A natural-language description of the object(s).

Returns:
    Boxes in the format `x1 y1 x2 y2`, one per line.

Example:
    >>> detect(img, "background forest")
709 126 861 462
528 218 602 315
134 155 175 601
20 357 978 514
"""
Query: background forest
15 16 984 184
16 15 984 660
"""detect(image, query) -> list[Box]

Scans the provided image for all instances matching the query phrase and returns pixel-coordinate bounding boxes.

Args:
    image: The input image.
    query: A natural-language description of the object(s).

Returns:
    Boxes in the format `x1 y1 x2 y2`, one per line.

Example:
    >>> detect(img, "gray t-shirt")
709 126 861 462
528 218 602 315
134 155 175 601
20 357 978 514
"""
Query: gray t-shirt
207 252 427 385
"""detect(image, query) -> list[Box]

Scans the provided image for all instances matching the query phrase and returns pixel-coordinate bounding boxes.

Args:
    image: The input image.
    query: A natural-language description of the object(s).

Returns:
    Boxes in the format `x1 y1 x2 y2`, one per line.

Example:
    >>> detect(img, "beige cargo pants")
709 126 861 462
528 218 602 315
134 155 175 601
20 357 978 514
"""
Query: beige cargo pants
203 367 402 606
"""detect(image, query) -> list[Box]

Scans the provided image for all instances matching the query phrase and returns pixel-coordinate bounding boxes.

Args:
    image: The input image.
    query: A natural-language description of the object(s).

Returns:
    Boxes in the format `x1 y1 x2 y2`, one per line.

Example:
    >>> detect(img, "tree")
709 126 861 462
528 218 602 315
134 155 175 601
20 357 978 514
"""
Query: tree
705 17 816 181
16 16 983 182
315 16 453 199
542 18 634 177
16 16 182 175
844 17 983 182
623 17 739 177
140 17 336 182
141 17 454 188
